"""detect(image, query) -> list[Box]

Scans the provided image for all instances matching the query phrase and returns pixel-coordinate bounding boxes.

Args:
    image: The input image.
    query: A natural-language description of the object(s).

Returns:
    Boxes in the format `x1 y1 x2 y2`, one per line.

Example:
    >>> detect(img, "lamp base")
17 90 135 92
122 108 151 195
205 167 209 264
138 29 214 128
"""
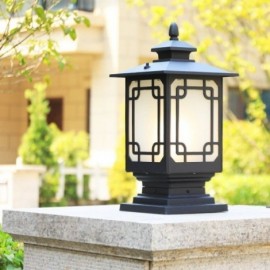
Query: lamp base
120 173 228 215
120 197 227 215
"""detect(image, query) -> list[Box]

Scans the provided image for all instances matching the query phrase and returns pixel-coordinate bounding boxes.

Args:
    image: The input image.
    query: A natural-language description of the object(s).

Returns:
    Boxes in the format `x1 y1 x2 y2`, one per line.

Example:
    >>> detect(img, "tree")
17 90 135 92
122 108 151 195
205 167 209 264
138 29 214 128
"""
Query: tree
127 0 270 125
18 81 56 166
0 0 90 81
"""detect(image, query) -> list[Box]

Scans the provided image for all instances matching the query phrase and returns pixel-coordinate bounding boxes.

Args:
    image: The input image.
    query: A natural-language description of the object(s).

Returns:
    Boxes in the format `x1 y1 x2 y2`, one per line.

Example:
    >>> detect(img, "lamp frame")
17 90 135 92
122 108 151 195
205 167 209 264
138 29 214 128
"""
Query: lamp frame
126 75 223 174
110 22 238 214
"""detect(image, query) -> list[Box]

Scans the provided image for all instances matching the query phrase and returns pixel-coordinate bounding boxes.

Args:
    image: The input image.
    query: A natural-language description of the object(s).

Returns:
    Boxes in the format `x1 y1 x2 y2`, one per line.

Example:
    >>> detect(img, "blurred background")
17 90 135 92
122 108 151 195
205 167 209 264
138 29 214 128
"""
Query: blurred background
0 0 269 212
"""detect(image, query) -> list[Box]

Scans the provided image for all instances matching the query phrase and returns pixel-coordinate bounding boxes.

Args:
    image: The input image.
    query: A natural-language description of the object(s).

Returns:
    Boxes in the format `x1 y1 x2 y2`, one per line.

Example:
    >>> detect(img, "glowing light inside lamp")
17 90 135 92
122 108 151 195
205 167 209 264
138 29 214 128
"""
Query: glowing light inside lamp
170 79 219 162
128 79 164 162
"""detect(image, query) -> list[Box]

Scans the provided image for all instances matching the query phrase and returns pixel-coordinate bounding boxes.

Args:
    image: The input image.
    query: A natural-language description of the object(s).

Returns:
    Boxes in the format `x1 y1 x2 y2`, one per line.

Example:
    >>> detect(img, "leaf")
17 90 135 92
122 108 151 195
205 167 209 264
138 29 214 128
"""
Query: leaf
68 28 77 40
9 27 20 36
82 17 90 27
74 17 81 24
34 5 46 22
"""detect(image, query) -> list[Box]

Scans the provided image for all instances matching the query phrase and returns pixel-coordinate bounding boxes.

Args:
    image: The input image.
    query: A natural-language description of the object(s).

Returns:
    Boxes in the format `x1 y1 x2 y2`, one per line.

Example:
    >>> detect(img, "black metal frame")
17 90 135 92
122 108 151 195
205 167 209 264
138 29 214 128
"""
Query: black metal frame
168 75 223 174
126 75 223 175
120 172 227 214
122 74 226 214
127 78 165 163
171 78 217 162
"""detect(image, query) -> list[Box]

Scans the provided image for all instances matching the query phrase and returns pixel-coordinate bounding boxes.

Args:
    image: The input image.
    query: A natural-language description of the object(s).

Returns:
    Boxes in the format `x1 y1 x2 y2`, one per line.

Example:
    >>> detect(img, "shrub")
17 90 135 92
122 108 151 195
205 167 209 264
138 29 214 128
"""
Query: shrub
223 120 270 174
0 227 23 270
18 82 57 168
207 174 270 205
39 170 63 206
51 131 90 204
205 120 270 206
51 131 89 167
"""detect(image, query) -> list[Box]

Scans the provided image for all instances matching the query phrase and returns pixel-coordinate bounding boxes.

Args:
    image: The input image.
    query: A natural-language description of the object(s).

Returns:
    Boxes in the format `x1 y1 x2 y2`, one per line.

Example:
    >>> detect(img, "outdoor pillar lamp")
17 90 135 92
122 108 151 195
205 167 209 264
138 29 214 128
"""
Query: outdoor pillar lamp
110 23 238 214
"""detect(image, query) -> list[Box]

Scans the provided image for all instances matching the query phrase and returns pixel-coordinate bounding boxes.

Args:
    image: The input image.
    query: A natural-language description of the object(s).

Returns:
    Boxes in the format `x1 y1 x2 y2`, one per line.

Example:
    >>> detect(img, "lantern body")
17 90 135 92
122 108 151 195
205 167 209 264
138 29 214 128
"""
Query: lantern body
110 23 238 214
126 75 223 175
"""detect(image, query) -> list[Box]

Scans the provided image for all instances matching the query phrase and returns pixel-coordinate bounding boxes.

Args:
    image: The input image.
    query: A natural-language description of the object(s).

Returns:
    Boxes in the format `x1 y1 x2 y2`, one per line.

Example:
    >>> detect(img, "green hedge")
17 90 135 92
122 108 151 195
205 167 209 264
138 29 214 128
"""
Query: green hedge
223 120 270 174
0 228 23 270
206 174 270 205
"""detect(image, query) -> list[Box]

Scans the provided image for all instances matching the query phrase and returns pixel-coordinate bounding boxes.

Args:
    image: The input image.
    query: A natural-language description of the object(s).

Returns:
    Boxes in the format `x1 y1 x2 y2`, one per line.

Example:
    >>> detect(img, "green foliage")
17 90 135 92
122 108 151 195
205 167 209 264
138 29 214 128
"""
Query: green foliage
51 130 90 203
206 120 270 205
223 120 270 174
0 0 90 80
207 174 270 205
18 82 56 167
64 175 79 203
129 0 270 126
0 227 24 270
39 170 62 206
108 136 136 203
51 131 89 166
39 129 90 205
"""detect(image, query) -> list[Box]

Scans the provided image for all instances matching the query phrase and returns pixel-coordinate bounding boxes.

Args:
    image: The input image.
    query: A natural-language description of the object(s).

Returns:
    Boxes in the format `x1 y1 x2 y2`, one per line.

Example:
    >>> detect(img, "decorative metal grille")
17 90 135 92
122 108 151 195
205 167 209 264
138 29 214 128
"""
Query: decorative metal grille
128 79 164 162
170 78 219 163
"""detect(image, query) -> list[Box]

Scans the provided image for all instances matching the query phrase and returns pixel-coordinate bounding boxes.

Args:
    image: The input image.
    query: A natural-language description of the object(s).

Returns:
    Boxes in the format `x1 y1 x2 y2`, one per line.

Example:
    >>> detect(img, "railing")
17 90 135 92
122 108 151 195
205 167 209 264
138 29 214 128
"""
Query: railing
56 161 109 201
0 162 109 208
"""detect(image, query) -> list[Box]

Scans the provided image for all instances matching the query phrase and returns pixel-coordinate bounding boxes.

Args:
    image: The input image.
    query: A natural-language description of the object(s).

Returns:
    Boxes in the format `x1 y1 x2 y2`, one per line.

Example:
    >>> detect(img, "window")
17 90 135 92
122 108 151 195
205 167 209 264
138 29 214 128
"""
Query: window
228 88 270 120
261 90 270 120
228 88 246 119
47 98 63 130
6 0 95 17
40 0 95 12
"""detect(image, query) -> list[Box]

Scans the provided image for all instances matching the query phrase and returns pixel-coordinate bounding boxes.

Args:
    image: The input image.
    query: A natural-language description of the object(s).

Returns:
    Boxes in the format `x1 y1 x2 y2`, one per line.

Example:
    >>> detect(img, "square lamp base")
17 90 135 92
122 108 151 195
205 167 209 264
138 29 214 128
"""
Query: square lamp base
122 173 228 214
120 202 228 215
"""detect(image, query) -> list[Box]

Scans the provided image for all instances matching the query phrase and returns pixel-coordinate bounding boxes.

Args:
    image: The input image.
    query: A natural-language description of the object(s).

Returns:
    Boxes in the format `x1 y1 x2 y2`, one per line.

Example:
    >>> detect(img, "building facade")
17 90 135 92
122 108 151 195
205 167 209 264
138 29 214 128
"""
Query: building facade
0 1 156 180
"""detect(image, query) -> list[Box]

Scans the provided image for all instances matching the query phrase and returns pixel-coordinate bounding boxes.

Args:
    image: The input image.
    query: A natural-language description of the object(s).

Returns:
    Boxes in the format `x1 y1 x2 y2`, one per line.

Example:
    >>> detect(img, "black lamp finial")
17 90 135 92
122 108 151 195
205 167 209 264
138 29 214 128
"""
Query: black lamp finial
169 22 179 40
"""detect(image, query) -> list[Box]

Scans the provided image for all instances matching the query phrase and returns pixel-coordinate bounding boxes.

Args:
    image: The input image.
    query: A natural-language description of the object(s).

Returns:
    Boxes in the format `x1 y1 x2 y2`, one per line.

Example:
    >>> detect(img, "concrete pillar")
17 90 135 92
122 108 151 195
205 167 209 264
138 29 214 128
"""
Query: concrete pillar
2 205 270 269
0 165 45 222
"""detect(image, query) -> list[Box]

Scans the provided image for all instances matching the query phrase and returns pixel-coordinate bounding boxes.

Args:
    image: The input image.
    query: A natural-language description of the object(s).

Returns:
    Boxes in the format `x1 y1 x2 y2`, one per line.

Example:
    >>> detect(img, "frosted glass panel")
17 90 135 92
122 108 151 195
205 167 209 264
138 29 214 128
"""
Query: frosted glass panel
179 90 210 151
128 79 164 162
134 85 157 151
170 78 219 163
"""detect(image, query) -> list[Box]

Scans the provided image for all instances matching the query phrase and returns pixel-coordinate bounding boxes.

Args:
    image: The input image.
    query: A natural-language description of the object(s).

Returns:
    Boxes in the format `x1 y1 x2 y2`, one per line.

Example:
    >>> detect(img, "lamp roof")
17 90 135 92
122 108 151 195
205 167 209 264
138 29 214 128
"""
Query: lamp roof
110 23 238 78
110 60 238 78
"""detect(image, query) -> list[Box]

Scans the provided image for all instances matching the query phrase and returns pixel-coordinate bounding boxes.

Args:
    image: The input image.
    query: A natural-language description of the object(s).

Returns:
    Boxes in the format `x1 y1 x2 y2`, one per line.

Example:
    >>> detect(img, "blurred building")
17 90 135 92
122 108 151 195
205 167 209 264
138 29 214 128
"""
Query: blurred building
0 1 156 164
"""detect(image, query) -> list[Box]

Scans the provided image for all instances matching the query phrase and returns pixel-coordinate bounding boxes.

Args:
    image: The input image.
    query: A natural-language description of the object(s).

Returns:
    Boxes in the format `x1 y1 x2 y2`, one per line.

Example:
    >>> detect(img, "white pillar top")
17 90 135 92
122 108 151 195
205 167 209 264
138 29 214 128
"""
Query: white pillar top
3 205 270 252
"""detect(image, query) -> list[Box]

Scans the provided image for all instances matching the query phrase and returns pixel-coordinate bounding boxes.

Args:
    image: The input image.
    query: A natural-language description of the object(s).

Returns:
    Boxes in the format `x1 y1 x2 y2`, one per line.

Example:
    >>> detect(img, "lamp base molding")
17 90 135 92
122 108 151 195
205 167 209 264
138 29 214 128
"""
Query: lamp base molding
120 172 228 214
120 199 227 215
